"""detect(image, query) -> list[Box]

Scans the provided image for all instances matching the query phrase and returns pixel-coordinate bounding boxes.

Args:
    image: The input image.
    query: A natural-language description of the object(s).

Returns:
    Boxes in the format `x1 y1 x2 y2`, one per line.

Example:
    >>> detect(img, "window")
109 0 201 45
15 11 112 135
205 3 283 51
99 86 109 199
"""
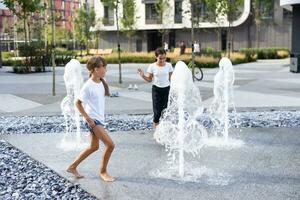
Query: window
174 1 182 23
103 5 114 25
283 8 292 20
145 3 161 24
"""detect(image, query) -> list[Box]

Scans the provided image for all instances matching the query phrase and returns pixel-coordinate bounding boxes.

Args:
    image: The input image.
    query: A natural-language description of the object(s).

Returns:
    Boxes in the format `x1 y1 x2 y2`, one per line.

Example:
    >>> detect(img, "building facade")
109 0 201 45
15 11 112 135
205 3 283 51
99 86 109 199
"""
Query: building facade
0 0 82 50
92 0 293 52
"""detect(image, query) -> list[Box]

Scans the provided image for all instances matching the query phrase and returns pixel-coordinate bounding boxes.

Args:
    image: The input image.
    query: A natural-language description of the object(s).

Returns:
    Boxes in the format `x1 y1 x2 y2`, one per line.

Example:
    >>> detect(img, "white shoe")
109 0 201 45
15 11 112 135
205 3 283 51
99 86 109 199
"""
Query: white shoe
134 84 138 90
128 84 133 90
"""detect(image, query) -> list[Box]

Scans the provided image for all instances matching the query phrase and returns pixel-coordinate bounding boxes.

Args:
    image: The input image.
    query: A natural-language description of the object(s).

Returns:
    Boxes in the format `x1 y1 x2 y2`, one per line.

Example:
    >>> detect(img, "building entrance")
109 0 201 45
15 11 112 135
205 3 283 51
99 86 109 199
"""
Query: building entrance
147 31 162 51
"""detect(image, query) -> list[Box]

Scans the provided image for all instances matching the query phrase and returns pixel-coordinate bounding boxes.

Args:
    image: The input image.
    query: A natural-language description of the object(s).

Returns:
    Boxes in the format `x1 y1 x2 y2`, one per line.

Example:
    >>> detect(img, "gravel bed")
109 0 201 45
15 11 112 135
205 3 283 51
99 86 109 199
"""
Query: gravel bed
0 140 97 200
0 111 300 135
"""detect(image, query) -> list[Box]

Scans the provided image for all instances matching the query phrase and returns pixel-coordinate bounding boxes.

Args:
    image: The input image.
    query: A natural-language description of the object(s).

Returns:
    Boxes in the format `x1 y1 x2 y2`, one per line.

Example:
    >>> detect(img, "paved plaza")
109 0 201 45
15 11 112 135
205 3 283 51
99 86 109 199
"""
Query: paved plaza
1 58 300 199
1 59 300 116
1 127 300 200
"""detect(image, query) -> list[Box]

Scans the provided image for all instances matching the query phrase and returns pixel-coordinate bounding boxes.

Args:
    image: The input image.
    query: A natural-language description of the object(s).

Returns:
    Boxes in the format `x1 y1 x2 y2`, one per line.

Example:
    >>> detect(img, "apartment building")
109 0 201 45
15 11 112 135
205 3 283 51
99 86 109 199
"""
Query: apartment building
0 0 81 50
92 0 293 52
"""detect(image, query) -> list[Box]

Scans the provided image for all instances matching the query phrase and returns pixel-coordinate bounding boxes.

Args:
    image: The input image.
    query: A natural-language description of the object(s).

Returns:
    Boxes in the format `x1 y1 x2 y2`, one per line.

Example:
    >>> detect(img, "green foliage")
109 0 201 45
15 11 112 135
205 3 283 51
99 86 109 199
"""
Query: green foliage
170 57 218 68
17 42 45 72
120 0 136 37
215 0 243 22
101 0 118 8
204 0 218 22
54 48 77 66
200 47 222 58
74 6 96 49
253 0 274 21
155 0 169 18
3 0 44 19
239 48 290 59
46 25 72 45
3 0 44 45
2 52 14 59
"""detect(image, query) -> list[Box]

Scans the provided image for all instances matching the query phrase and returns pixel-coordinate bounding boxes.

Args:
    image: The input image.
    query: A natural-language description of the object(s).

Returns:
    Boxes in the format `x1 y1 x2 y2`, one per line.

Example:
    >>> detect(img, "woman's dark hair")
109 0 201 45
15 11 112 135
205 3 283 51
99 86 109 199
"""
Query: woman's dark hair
155 48 166 57
87 56 110 96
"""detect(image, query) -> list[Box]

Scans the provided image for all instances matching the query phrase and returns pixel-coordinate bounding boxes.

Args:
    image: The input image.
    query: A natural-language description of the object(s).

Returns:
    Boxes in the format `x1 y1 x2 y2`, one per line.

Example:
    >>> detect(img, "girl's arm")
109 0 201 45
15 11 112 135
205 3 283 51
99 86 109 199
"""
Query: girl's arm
75 99 95 128
169 72 173 81
137 68 153 82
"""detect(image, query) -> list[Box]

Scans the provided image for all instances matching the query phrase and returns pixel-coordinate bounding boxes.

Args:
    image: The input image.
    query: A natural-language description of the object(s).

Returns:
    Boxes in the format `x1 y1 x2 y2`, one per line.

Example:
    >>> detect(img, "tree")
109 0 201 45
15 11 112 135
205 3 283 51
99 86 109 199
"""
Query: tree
3 0 43 46
204 0 222 50
101 0 122 84
252 0 274 48
74 3 95 54
155 0 170 45
184 0 206 80
120 0 136 51
211 0 243 56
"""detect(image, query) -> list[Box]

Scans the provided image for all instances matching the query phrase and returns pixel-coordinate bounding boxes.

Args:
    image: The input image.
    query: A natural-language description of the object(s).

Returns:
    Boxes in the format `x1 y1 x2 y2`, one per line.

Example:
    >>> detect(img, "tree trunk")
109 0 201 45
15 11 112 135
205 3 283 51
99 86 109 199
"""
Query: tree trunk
116 3 122 84
190 0 195 81
128 35 132 52
28 20 31 42
256 24 260 48
24 16 30 72
24 17 28 47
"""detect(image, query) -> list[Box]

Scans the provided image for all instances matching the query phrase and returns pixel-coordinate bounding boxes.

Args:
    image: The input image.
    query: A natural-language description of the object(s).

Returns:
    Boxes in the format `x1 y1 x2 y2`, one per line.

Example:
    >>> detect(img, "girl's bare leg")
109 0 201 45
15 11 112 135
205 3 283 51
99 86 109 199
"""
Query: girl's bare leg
152 122 158 129
92 125 115 182
67 133 99 178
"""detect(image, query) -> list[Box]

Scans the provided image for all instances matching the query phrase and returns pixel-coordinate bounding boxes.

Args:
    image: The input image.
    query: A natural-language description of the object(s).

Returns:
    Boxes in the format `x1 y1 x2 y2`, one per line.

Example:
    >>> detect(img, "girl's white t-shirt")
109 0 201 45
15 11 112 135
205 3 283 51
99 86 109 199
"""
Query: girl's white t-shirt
78 78 105 124
146 62 173 88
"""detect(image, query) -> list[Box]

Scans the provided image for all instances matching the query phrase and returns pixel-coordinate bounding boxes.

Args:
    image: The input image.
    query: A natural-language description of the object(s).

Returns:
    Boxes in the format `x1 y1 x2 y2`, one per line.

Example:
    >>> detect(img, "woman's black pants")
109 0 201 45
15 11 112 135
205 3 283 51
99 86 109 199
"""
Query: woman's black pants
152 85 170 123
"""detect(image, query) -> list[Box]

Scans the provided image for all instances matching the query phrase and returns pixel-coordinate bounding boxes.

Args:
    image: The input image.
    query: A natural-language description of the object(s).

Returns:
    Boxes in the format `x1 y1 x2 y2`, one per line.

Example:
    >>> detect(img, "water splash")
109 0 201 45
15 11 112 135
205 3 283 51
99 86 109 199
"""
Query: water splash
154 61 208 177
59 59 87 150
208 57 238 141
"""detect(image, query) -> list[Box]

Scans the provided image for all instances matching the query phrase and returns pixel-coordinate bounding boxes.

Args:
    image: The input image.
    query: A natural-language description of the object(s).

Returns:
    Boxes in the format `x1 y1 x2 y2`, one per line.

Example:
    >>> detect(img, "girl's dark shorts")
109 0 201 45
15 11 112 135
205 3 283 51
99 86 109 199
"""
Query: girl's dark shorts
85 119 105 133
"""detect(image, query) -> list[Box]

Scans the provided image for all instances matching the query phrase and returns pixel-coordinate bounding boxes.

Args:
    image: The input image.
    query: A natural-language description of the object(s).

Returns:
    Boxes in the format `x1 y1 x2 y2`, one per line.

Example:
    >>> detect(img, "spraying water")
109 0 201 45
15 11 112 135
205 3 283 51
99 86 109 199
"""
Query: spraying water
154 61 207 178
60 59 85 150
206 57 243 148
209 57 235 140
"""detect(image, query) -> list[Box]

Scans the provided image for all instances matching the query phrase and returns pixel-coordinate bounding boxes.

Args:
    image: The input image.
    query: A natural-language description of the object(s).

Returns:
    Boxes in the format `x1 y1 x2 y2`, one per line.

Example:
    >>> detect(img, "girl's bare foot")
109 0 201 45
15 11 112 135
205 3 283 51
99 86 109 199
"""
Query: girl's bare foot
66 167 84 178
152 122 158 129
100 172 115 182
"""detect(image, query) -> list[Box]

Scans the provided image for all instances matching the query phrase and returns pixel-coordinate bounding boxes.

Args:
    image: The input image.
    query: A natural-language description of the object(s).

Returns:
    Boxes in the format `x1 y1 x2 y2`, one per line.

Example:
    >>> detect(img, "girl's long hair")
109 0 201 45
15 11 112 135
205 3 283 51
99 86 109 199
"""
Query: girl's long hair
87 56 110 96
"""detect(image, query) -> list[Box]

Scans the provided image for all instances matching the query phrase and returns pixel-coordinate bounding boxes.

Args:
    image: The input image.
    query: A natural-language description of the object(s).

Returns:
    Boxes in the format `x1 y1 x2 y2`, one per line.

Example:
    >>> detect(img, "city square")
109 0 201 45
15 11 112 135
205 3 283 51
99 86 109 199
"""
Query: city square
1 0 300 199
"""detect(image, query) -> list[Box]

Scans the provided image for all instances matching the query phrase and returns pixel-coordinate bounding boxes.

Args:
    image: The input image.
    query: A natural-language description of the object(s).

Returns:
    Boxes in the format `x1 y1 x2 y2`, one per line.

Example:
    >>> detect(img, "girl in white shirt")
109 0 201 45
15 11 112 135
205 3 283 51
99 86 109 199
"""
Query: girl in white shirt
67 56 115 182
138 48 173 128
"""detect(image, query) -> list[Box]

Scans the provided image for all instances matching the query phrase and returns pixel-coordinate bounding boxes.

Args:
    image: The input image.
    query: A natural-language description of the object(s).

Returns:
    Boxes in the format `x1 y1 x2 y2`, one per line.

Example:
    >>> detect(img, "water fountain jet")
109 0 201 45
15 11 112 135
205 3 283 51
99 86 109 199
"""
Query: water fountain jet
154 61 207 177
59 59 86 150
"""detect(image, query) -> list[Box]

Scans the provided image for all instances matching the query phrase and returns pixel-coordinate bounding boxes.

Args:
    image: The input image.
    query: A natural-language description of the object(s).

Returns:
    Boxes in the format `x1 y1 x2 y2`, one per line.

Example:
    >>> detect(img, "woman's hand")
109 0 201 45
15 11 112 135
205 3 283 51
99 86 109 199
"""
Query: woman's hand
85 116 95 129
137 68 144 77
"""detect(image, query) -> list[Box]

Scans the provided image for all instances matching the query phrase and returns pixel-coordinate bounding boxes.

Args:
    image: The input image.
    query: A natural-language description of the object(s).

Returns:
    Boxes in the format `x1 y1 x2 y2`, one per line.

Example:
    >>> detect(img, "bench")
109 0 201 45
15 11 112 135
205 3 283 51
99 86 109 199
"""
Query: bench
89 48 113 55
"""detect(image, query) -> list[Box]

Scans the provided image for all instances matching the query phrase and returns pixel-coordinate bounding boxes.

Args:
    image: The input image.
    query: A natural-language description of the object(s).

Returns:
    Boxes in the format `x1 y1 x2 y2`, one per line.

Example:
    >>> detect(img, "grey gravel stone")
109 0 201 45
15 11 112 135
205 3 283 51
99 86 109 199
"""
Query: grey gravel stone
1 111 300 135
0 140 98 200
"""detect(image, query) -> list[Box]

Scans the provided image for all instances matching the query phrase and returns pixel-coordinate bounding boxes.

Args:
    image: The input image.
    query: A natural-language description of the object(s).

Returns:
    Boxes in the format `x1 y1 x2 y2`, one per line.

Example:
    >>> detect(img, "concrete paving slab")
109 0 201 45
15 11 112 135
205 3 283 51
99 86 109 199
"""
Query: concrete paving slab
2 127 300 200
0 94 42 112
203 90 300 108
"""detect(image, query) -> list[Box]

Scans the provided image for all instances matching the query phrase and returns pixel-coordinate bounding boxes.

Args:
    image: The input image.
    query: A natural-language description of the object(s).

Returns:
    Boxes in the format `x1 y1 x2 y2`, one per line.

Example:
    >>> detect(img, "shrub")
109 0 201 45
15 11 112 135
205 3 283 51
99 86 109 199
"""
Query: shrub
239 48 289 59
200 47 222 58
54 48 77 66
2 51 14 59
76 51 255 68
